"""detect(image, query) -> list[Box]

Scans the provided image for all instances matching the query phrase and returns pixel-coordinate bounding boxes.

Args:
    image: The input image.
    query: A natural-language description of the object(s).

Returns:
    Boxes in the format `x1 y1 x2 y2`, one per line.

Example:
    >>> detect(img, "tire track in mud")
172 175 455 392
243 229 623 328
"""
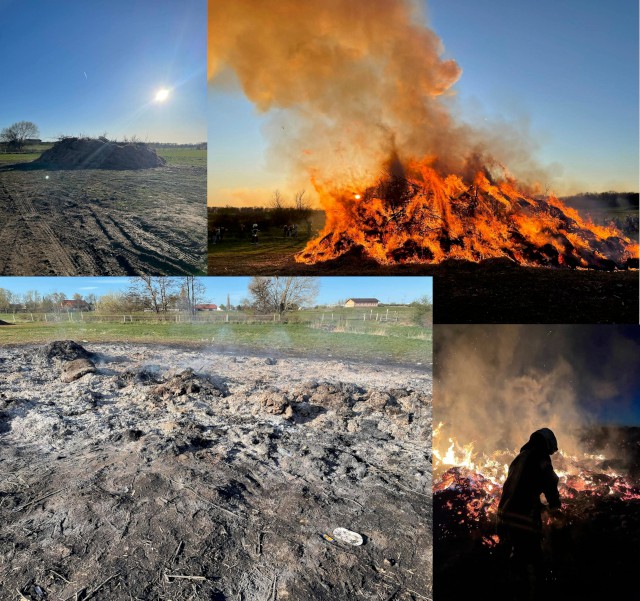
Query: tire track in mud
0 182 20 274
89 210 191 275
99 213 198 274
0 173 203 276
78 209 136 274
108 217 199 273
0 181 76 275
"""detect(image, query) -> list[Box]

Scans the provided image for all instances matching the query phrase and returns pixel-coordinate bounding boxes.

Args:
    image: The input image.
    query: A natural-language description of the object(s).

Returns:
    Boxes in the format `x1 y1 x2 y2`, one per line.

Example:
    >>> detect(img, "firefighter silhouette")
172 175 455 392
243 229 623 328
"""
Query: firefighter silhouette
497 428 561 601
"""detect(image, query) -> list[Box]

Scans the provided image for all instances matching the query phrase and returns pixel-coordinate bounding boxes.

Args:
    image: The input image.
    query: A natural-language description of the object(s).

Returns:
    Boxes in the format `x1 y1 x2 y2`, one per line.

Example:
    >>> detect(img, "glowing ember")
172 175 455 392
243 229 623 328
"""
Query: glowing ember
296 163 638 269
434 428 640 548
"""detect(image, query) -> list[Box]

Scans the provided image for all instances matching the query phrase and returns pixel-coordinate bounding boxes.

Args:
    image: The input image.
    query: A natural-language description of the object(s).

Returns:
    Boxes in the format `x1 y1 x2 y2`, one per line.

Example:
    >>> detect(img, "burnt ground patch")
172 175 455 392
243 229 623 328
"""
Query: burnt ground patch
0 343 432 601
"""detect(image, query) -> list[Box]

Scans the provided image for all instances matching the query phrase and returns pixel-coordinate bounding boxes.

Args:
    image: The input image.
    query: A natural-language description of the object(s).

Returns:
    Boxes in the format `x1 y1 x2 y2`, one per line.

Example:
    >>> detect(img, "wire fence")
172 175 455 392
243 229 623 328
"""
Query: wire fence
1 308 417 326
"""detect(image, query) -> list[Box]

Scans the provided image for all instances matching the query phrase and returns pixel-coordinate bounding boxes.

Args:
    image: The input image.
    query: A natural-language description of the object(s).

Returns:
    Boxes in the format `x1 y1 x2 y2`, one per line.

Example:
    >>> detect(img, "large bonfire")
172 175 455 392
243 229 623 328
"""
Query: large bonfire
296 161 638 269
210 0 638 271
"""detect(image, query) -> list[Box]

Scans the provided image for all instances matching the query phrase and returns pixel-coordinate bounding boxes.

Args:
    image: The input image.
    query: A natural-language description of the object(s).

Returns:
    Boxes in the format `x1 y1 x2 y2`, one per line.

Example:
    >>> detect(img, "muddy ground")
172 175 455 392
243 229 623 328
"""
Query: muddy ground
0 164 206 275
0 342 432 600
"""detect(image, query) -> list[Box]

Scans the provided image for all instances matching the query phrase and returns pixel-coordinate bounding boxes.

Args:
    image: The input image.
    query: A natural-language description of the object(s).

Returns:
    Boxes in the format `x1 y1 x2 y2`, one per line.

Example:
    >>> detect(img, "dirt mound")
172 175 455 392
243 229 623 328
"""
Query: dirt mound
32 137 166 170
36 340 94 364
150 368 229 400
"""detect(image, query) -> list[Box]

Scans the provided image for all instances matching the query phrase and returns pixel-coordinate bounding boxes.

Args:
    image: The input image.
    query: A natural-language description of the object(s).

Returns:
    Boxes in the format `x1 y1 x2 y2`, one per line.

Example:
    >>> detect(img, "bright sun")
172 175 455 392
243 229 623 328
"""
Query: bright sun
154 88 170 103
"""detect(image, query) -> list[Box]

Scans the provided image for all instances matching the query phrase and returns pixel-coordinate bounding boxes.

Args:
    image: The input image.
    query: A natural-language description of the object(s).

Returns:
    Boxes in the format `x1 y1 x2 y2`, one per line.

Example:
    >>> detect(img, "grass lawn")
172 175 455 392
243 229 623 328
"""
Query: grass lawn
0 144 50 164
209 228 318 274
156 147 206 167
0 320 431 364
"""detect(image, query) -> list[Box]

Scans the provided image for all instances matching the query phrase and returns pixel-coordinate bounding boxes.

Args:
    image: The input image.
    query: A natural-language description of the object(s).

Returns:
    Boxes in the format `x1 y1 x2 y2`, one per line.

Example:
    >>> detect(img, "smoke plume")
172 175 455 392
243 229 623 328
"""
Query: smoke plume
209 0 547 200
434 325 640 460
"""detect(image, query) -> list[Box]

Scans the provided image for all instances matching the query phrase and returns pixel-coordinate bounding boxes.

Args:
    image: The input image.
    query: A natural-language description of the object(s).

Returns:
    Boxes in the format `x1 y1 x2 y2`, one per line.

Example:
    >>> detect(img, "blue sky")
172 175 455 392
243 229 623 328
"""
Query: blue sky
209 0 638 204
0 277 433 307
0 0 206 143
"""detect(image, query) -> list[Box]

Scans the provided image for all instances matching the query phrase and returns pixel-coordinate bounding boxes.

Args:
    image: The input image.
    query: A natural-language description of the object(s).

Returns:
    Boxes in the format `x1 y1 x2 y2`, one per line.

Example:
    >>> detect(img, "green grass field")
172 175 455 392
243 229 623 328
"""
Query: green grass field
209 227 320 274
0 143 51 164
0 318 431 364
0 144 204 167
156 147 206 167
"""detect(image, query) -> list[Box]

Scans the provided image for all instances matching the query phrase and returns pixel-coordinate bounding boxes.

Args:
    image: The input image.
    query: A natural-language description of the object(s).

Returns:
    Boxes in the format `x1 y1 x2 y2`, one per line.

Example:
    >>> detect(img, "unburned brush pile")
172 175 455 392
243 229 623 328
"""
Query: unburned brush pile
32 137 166 170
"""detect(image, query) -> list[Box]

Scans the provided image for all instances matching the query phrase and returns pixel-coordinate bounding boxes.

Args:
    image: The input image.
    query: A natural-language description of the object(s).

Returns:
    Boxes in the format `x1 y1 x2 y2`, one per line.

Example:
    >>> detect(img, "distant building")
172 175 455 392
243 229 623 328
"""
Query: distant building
61 299 92 311
344 298 380 307
195 303 218 311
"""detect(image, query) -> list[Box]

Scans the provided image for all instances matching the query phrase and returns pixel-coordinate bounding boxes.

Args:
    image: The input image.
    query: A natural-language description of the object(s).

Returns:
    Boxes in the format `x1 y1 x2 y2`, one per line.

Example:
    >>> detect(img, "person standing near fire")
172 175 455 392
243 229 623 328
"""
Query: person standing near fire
497 428 562 601
251 223 259 245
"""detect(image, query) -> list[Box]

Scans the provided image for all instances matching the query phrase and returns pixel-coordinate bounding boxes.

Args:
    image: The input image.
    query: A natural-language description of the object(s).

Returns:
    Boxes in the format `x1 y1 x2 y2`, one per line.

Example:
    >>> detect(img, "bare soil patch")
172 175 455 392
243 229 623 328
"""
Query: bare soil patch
0 162 206 275
0 342 432 600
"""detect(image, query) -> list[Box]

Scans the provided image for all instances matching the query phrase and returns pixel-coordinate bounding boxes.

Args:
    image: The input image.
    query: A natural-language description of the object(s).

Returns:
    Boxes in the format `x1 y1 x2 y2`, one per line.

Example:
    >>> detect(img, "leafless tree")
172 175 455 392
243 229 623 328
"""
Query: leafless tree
248 276 319 316
270 189 285 209
294 190 309 211
0 121 39 151
129 276 177 314
181 276 206 315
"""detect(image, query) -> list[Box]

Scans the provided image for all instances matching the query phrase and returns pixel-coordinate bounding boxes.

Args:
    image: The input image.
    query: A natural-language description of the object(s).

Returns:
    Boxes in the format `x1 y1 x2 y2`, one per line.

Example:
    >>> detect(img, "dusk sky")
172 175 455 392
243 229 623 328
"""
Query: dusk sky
0 0 206 143
209 0 638 206
0 277 433 308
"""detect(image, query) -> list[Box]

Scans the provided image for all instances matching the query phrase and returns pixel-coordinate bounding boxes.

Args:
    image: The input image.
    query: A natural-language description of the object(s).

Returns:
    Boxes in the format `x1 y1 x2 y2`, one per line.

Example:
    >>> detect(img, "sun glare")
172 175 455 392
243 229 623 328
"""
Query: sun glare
154 88 170 103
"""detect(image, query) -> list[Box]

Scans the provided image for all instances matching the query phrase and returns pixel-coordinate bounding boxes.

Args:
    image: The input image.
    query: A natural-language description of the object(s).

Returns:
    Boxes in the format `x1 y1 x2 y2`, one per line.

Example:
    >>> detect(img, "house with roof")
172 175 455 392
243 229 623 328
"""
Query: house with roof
195 303 218 311
61 299 92 311
344 298 380 307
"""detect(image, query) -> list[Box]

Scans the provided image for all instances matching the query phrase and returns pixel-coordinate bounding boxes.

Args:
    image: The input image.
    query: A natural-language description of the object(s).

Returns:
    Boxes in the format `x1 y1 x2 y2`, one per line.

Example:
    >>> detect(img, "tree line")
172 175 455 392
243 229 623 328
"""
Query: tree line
0 277 321 317
0 277 208 315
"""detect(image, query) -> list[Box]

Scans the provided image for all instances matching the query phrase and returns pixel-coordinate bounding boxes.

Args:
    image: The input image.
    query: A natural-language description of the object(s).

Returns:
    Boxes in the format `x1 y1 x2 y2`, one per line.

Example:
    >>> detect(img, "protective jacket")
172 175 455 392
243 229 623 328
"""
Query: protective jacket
498 428 561 535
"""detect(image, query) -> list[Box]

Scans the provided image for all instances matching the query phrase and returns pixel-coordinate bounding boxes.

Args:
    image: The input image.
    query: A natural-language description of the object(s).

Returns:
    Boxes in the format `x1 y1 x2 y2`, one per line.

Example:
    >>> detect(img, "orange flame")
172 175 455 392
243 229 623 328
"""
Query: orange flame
296 159 638 269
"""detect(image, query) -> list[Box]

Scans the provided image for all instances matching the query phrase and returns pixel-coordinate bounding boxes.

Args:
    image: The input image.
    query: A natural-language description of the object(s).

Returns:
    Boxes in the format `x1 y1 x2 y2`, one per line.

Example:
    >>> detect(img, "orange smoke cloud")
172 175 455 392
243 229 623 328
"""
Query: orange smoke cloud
208 0 478 190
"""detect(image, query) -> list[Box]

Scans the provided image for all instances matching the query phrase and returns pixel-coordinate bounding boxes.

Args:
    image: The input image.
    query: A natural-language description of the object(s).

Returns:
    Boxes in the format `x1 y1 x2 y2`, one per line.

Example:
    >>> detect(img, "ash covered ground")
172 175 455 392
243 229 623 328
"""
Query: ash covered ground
0 342 431 601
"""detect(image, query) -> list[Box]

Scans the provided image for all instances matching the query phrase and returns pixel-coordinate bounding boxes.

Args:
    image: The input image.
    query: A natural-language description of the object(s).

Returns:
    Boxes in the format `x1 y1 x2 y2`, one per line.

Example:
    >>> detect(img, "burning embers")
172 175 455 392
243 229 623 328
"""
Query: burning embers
434 433 640 548
296 161 639 269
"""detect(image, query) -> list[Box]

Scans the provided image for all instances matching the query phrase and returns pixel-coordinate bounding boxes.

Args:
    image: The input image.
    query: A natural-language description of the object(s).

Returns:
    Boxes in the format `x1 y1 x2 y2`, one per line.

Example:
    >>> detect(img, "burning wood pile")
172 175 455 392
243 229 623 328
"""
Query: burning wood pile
297 163 639 270
434 431 640 599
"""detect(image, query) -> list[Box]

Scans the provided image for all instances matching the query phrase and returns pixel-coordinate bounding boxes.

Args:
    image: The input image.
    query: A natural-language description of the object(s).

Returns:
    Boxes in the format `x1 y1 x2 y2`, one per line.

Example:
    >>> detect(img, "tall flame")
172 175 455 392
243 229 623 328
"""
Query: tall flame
296 163 638 268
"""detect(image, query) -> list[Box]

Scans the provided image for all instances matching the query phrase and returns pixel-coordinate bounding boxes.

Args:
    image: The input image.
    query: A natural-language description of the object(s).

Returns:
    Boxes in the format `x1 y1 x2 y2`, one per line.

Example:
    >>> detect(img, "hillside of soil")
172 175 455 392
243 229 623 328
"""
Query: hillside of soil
31 138 165 170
